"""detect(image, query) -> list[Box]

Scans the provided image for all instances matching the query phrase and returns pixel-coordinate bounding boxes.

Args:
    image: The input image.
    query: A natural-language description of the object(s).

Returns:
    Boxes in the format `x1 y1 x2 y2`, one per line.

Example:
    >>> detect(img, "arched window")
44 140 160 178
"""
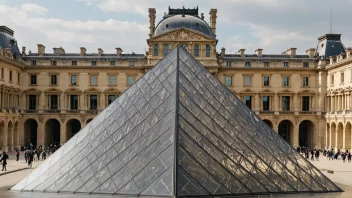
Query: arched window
206 44 211 57
164 44 169 56
154 44 158 56
194 44 199 57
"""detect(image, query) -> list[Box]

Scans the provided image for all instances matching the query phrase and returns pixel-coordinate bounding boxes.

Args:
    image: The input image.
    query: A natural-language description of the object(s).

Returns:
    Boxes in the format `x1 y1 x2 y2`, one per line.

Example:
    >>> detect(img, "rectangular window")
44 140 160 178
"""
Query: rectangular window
29 95 36 110
331 74 334 85
1 68 3 79
51 75 57 85
17 73 20 83
109 75 116 85
129 61 135 66
303 62 309 67
244 76 251 86
263 76 270 86
302 96 310 111
341 72 344 83
226 61 232 67
31 60 36 66
127 76 135 86
51 61 57 66
70 95 78 110
225 76 232 86
284 62 289 67
108 95 116 105
262 96 270 111
71 75 77 85
283 76 289 87
110 61 115 66
30 75 37 85
92 61 97 66
245 62 251 68
282 96 290 111
72 61 77 66
90 75 97 85
9 71 12 82
244 96 252 109
50 95 58 110
264 62 270 67
302 77 309 87
90 95 98 110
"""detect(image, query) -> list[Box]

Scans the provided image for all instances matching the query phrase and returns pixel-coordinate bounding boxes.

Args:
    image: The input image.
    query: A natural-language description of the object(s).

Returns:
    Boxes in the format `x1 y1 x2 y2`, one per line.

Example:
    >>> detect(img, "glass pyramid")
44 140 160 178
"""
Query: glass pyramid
12 47 342 197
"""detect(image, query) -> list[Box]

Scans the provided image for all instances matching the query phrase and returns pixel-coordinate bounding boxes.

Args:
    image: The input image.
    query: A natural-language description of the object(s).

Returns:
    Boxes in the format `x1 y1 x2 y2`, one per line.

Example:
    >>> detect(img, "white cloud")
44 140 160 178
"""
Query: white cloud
0 4 148 54
75 0 100 7
20 3 49 15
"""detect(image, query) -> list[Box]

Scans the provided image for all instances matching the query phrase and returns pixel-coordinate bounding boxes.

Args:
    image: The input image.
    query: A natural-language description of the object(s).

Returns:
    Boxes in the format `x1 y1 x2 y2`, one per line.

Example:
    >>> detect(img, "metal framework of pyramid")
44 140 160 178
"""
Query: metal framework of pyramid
12 47 342 197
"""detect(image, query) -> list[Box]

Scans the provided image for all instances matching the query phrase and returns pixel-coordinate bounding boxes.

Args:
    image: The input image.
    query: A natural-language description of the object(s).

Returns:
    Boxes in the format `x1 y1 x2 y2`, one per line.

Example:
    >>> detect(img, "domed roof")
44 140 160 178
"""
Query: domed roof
154 15 214 38
0 26 21 59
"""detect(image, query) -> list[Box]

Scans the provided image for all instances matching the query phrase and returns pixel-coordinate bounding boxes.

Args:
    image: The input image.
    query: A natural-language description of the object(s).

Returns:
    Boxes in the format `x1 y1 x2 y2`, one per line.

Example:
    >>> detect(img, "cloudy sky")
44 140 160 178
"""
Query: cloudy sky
0 0 351 55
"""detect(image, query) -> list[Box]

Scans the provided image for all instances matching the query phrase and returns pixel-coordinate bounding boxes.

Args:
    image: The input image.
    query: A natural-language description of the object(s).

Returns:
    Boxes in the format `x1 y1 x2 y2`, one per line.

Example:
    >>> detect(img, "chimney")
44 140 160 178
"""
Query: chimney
255 48 263 57
238 49 245 58
37 44 45 56
221 47 225 58
22 46 26 55
98 48 104 56
306 48 315 58
148 8 156 38
116 48 123 56
201 13 204 20
80 47 86 56
209 9 217 36
53 47 65 55
286 48 297 57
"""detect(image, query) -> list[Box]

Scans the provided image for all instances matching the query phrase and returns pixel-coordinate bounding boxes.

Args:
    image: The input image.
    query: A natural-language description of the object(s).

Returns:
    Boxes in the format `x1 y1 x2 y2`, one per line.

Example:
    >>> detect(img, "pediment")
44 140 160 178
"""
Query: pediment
84 88 101 93
278 89 294 93
104 88 121 93
240 88 256 93
298 89 315 95
64 88 82 93
24 88 41 93
44 88 62 93
260 89 275 93
150 28 216 42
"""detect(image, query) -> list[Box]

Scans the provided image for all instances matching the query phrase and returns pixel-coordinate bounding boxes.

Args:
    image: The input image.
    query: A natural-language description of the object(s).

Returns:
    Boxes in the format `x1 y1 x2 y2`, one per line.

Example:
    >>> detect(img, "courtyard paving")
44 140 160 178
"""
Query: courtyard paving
0 151 351 197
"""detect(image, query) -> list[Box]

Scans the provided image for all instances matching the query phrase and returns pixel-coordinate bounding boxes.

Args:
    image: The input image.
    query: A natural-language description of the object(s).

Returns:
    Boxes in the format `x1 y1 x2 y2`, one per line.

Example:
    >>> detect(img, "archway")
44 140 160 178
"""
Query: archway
24 119 38 148
66 119 81 140
337 122 343 149
326 123 330 149
14 121 19 149
0 121 5 149
331 122 336 149
263 119 273 128
45 119 61 147
278 120 293 144
7 121 13 151
86 118 93 124
345 122 351 150
299 120 315 148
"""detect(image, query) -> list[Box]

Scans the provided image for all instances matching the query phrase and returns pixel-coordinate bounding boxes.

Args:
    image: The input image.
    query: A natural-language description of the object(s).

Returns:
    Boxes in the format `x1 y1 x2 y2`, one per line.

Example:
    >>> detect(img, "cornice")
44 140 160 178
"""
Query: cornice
0 56 25 69
23 66 146 71
219 67 319 72
326 57 352 71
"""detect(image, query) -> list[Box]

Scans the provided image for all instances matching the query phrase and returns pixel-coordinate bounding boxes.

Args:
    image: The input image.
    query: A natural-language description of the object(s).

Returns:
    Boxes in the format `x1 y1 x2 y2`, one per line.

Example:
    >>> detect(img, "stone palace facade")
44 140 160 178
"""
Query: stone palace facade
0 7 350 151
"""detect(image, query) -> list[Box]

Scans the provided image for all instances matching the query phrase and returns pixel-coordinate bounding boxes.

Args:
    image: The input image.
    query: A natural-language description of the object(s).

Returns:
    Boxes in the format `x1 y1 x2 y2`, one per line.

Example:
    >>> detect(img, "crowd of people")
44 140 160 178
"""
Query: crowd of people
297 147 352 162
0 143 61 171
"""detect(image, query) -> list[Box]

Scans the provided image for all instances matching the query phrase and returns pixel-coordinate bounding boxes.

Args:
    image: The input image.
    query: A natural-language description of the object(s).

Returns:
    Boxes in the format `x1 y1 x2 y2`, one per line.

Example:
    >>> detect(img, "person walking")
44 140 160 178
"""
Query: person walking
42 150 46 160
24 149 28 163
348 151 352 163
27 151 33 168
1 152 9 171
342 152 346 163
16 149 20 161
310 150 314 161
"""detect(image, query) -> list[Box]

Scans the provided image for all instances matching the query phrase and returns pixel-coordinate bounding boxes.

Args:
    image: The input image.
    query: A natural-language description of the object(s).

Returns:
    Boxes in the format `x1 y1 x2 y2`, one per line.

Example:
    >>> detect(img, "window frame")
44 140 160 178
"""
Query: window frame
284 62 289 67
30 74 37 85
72 61 77 66
154 44 159 56
129 61 135 66
262 96 271 111
9 70 12 82
226 61 232 67
302 76 309 87
225 76 232 86
283 76 290 87
205 44 211 57
31 60 36 66
263 76 270 87
245 62 251 68
127 75 136 86
303 62 309 68
70 74 77 85
264 62 270 68
244 96 252 109
51 61 57 66
163 44 169 56
244 75 252 87
50 74 57 85
90 75 97 86
194 44 199 57
302 96 310 111
110 61 116 66
281 96 291 111
109 75 117 86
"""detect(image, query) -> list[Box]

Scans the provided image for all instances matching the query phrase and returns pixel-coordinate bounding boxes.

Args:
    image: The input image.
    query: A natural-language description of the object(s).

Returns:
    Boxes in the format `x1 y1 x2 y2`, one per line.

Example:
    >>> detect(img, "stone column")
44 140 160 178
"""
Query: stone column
273 123 278 133
37 122 45 148
60 121 67 145
331 95 335 112
293 94 298 112
292 124 299 148
343 126 346 150
254 93 259 113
